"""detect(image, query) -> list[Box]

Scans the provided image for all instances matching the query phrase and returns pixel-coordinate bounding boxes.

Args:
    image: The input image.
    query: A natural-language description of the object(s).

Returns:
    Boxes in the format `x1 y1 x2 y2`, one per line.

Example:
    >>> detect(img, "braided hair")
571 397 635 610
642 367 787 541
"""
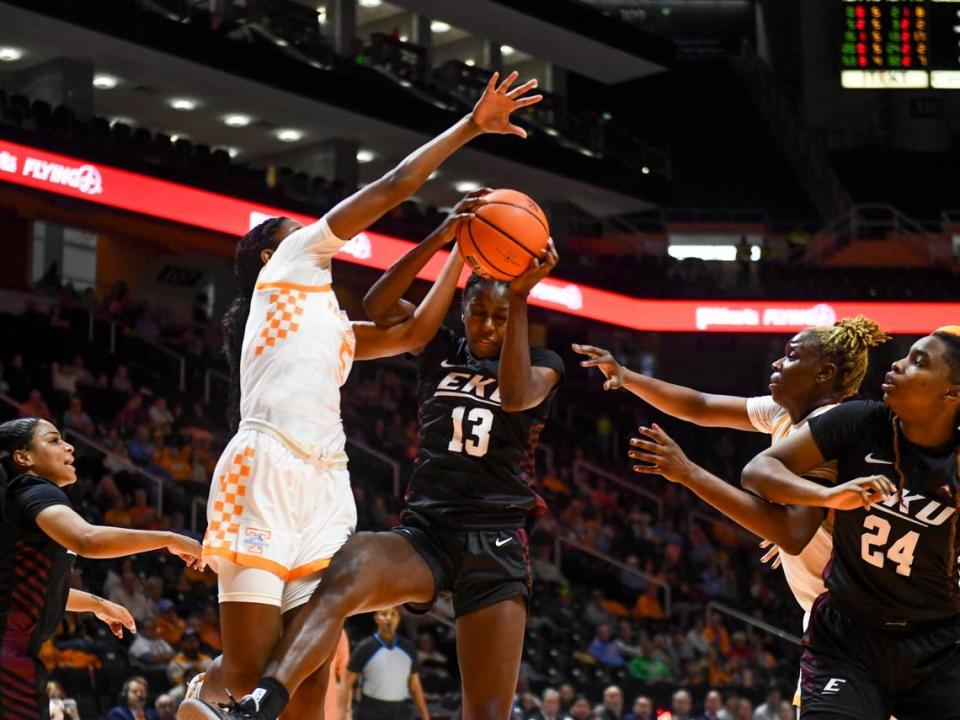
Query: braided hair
809 316 891 400
891 326 960 579
0 417 41 521
222 217 291 433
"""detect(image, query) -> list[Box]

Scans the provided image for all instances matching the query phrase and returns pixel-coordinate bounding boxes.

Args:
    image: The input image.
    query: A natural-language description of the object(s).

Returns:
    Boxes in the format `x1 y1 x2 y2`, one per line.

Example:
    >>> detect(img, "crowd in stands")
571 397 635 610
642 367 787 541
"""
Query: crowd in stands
0 267 827 719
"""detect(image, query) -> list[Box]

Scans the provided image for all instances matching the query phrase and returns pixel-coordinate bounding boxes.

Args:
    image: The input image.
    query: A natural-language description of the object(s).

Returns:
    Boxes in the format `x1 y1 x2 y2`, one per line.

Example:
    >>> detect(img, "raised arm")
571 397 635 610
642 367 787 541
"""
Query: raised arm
36 505 203 566
629 424 824 554
363 191 487 326
572 344 755 431
325 73 540 242
353 244 465 361
498 241 561 412
741 426 896 509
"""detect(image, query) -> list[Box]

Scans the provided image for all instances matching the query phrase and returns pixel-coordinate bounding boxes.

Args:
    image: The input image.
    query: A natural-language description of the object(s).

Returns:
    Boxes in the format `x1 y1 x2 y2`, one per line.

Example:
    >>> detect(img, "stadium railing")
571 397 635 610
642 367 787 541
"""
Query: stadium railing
705 600 801 646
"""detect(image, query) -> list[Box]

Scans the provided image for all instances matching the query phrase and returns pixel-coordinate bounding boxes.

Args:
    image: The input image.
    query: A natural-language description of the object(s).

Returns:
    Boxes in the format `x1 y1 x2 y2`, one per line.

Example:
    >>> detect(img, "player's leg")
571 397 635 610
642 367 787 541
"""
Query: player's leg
891 621 960 720
456 596 527 720
200 565 286 704
279 571 336 720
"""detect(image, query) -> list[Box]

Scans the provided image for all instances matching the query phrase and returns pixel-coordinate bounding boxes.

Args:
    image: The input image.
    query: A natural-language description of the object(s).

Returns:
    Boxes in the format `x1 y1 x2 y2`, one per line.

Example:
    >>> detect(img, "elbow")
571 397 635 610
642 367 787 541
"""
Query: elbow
740 459 763 495
70 529 95 557
499 393 525 413
779 535 808 557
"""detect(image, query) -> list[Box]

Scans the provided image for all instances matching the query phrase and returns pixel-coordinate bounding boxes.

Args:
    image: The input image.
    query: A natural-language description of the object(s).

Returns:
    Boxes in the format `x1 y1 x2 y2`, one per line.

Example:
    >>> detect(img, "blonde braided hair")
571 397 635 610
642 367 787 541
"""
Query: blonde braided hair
809 316 891 400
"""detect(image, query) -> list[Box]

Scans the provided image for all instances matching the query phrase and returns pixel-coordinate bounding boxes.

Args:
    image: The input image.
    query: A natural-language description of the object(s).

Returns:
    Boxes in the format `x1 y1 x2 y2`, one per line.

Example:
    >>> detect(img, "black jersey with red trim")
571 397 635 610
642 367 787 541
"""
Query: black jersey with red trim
404 326 563 529
808 401 960 624
0 475 75 653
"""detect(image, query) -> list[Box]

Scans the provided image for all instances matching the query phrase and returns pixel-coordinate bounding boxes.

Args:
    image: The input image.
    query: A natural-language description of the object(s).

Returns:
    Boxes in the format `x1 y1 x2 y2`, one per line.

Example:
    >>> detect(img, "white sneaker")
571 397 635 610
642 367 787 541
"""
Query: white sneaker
185 673 206 700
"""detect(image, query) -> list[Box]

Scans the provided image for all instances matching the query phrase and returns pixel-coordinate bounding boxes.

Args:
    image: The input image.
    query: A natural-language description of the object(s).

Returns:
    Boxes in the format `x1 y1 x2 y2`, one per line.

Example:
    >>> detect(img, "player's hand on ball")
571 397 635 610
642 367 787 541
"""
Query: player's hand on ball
821 474 896 510
434 189 491 245
509 239 558 297
572 344 626 391
470 71 543 138
628 424 695 485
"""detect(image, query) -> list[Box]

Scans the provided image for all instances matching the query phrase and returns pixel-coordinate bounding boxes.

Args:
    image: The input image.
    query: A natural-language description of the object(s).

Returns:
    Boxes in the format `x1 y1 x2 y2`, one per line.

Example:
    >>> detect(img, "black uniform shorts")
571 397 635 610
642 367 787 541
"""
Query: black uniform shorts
391 512 532 619
800 594 960 720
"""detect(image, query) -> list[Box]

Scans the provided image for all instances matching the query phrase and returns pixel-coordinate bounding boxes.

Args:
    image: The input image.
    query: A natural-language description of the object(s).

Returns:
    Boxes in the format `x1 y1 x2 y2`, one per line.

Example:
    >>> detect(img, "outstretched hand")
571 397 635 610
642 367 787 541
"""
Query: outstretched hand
628 423 696 486
572 344 627 391
470 71 543 139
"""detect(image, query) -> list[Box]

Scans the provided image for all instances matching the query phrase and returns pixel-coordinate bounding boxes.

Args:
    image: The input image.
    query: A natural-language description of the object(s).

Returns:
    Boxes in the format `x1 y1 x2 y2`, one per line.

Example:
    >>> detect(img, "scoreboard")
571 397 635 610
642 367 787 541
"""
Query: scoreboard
840 0 960 89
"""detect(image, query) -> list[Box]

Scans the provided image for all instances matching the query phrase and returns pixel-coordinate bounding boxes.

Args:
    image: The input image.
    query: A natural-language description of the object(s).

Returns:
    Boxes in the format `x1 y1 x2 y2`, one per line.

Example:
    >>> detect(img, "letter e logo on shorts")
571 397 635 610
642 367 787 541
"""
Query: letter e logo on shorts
822 678 847 696
242 528 272 555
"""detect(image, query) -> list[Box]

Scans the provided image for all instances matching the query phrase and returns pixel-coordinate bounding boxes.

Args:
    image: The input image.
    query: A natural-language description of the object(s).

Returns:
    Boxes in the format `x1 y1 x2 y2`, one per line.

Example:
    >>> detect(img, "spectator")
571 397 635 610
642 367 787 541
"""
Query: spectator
113 364 134 394
752 687 781 720
154 694 175 720
128 489 159 530
6 353 31 399
734 699 753 720
127 425 156 466
600 686 624 720
115 393 147 431
167 628 212 687
686 616 710 655
704 613 731 657
62 395 95 436
20 389 52 420
104 495 133 528
775 702 794 720
107 676 157 720
95 473 123 512
588 624 625 667
632 585 665 620
47 680 79 720
129 619 175 669
196 605 222 654
568 696 592 720
109 572 152 623
535 688 562 720
625 696 653 720
558 685 576 714
671 690 693 720
155 599 186 645
697 690 724 720
148 397 175 433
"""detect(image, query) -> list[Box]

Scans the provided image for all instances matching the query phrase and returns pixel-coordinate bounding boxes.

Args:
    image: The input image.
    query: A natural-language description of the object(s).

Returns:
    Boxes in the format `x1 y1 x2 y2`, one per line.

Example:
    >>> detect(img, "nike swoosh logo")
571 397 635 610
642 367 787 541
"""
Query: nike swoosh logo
440 359 458 368
865 453 893 465
495 537 513 547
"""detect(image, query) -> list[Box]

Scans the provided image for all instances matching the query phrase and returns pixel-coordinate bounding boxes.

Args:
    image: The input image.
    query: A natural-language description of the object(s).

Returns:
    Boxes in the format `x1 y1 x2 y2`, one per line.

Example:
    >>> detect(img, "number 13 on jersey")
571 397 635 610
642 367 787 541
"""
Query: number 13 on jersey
449 406 494 457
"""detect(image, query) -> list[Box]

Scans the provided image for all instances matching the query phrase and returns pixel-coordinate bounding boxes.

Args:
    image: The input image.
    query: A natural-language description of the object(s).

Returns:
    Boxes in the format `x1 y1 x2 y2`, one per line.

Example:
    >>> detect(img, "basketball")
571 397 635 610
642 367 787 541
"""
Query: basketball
457 189 550 281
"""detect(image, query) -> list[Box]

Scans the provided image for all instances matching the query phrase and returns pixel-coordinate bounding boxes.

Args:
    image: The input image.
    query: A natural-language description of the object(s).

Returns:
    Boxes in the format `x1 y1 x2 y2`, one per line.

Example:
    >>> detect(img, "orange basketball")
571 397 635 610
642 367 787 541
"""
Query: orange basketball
457 189 550 281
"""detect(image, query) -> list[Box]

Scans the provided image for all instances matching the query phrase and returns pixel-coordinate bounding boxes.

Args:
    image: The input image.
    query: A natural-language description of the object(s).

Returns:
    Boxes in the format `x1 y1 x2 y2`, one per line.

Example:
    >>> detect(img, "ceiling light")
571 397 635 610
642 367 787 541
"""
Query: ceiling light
110 116 135 127
430 21 451 33
170 134 187 143
641 166 651 175
223 113 252 127
169 97 199 111
276 128 304 142
93 74 119 89
545 127 559 137
275 38 289 47
454 180 481 193
465 59 476 67
317 7 327 23
218 146 241 158
356 148 375 163
358 0 382 7
500 45 515 56
0 47 24 62
399 34 409 42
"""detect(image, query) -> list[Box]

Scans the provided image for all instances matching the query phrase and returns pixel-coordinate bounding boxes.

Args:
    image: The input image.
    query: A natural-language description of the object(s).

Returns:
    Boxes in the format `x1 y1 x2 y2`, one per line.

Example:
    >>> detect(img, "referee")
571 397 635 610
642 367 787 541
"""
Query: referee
346 608 429 720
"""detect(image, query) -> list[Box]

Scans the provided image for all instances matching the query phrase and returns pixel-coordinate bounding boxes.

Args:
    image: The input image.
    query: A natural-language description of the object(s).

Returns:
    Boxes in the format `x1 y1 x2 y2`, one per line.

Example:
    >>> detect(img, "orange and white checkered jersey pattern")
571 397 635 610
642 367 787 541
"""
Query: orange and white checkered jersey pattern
747 395 838 613
240 218 356 454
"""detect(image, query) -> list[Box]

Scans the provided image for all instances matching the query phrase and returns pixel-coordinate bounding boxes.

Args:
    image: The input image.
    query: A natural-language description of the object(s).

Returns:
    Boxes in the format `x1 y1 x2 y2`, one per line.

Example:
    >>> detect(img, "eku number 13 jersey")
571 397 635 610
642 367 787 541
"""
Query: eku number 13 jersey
404 326 564 529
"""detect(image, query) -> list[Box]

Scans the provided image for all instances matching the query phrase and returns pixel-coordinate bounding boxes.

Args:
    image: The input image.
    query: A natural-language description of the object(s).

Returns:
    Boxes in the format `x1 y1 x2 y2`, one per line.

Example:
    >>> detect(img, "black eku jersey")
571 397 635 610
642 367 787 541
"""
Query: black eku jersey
808 401 960 624
0 475 75 653
404 326 564 529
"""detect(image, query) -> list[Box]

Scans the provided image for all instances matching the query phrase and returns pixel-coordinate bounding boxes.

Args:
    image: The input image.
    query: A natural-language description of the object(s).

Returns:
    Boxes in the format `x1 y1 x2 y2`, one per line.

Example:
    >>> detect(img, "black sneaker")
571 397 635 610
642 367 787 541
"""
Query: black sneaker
177 695 264 720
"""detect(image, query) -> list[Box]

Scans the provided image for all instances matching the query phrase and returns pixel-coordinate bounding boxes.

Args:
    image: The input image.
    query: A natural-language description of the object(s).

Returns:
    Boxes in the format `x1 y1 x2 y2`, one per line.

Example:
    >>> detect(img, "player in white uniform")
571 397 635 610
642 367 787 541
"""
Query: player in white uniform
574 317 890 707
194 72 543 718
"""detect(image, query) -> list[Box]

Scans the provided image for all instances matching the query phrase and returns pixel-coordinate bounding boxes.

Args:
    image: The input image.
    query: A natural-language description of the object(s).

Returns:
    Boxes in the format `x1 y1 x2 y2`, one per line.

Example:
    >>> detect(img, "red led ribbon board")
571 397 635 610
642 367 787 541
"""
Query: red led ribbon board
0 137 956 335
